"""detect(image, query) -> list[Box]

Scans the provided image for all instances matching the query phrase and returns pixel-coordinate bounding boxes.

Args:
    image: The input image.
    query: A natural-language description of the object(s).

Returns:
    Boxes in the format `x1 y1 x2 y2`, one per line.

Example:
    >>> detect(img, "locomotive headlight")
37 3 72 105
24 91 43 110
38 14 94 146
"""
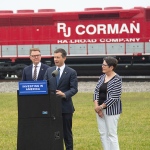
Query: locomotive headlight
142 57 145 60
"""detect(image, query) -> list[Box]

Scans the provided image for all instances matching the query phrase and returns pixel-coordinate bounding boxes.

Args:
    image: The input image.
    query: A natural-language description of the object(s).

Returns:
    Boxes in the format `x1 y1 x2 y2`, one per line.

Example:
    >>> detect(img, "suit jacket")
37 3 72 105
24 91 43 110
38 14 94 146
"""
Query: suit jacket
44 66 78 113
22 63 50 81
93 74 122 115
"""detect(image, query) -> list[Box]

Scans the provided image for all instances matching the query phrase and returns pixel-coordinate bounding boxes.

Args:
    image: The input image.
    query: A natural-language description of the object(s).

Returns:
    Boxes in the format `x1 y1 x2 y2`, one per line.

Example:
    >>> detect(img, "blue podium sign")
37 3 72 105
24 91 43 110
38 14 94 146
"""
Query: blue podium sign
18 80 48 95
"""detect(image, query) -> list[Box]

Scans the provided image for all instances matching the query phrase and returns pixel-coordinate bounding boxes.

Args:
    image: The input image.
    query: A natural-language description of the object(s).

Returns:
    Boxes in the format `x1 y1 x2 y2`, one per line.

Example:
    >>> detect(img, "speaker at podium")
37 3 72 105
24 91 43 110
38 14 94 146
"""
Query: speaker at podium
17 81 64 150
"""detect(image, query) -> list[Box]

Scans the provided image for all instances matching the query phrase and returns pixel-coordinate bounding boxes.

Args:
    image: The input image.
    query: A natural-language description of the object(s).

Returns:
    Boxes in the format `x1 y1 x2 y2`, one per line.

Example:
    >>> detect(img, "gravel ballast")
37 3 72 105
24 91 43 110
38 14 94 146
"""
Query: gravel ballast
0 81 150 93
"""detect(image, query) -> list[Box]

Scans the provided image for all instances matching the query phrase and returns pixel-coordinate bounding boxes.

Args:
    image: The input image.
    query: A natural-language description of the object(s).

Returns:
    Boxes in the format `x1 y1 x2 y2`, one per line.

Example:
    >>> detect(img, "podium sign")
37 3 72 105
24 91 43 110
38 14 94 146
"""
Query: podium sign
18 80 48 95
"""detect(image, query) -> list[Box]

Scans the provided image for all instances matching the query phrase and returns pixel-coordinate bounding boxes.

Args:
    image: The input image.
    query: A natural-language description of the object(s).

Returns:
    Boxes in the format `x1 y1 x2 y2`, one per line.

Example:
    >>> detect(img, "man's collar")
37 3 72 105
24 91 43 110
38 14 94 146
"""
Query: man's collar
33 62 41 67
56 64 65 70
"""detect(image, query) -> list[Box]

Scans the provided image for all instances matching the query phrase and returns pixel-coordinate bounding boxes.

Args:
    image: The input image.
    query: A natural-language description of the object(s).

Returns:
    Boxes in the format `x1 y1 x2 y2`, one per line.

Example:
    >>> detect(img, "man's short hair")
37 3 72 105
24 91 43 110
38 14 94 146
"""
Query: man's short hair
30 48 41 55
54 48 67 58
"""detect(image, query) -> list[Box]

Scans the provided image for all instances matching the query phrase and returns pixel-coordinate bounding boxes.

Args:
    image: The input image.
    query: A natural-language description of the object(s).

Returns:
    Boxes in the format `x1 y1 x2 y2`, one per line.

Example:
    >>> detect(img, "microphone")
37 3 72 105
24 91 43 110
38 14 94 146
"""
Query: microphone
45 70 58 87
52 70 59 77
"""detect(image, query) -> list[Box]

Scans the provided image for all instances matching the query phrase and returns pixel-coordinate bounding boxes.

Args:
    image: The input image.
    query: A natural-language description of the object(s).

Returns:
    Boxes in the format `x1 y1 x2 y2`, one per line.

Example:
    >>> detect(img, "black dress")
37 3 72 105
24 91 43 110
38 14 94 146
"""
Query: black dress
98 82 107 106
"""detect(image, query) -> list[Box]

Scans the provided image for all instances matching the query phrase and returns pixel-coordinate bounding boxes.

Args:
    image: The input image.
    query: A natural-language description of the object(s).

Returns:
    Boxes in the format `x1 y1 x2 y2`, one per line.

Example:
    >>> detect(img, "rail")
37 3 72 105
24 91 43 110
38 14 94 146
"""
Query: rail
3 75 150 82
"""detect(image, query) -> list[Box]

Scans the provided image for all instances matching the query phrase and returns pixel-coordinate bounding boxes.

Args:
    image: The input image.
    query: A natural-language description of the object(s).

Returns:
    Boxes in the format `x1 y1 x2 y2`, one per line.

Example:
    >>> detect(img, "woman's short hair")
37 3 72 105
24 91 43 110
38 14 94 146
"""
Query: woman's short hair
103 56 118 70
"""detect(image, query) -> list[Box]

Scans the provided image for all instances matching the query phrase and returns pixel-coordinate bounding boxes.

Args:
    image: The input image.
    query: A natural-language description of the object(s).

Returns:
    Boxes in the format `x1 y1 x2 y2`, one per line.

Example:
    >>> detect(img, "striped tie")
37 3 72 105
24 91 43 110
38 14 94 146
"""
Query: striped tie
56 68 60 85
33 65 37 81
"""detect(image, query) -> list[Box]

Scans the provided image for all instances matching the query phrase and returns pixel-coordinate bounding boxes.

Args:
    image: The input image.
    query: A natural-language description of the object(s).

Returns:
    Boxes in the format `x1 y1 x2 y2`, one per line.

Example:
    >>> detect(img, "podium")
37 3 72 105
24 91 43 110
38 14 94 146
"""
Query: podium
17 81 64 150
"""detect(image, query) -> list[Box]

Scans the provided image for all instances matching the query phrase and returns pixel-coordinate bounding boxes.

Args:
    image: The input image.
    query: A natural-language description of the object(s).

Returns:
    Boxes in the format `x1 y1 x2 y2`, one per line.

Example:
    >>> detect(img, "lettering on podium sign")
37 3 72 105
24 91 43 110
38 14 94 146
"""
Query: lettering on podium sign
18 80 48 95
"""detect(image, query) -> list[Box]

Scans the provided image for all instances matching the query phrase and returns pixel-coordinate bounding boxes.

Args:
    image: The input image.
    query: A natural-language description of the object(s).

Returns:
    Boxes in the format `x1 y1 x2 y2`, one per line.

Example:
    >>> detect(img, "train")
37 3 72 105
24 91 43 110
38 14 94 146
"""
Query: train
0 6 150 79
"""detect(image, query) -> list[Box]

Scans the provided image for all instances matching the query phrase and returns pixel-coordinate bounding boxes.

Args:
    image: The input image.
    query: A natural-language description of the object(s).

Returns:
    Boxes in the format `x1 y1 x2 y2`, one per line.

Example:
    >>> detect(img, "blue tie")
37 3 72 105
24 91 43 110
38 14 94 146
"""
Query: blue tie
56 68 60 86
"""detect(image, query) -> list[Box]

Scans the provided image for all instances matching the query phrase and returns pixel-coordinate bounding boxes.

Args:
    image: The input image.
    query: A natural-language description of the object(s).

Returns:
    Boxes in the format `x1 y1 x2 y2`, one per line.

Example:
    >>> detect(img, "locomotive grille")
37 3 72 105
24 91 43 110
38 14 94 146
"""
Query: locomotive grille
146 9 150 21
79 13 119 20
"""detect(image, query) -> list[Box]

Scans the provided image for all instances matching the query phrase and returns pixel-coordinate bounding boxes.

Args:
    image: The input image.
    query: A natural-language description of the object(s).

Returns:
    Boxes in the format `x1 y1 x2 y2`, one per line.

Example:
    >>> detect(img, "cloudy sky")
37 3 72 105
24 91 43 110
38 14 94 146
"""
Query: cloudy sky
0 0 150 12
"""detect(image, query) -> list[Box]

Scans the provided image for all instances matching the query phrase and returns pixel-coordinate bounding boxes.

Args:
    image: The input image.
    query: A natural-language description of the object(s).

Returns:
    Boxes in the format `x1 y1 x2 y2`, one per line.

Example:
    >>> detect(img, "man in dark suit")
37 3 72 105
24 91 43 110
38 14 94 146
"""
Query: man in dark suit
22 48 50 81
44 48 78 150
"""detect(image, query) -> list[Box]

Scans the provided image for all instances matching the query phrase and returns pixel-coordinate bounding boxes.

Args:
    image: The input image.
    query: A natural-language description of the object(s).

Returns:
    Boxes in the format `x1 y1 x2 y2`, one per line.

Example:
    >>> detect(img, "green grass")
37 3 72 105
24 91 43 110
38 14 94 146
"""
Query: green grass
0 92 150 150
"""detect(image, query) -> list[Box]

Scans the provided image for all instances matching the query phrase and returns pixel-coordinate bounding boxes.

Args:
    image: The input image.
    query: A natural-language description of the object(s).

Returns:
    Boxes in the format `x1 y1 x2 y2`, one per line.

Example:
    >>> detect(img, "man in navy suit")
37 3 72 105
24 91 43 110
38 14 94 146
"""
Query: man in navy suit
22 48 50 81
44 48 78 150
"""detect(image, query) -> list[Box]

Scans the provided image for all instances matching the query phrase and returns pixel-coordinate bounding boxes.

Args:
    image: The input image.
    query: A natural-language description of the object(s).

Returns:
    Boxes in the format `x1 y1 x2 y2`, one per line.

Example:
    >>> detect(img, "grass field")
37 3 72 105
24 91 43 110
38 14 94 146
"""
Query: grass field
0 92 150 150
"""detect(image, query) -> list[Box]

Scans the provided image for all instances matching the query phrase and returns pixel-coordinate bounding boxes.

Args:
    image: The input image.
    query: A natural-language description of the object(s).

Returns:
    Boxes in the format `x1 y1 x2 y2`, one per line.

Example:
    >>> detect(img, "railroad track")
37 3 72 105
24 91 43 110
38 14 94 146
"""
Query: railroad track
1 76 150 82
78 76 150 82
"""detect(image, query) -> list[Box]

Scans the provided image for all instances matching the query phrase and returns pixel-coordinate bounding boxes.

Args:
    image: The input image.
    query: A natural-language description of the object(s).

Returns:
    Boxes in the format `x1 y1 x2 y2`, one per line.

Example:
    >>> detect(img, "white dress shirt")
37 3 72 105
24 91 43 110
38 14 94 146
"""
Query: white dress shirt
56 64 65 79
32 62 41 79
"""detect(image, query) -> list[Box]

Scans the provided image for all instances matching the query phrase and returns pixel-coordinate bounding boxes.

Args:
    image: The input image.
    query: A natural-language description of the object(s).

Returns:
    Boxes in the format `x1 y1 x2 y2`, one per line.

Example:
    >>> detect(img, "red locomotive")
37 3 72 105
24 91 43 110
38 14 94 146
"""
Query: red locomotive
0 6 150 78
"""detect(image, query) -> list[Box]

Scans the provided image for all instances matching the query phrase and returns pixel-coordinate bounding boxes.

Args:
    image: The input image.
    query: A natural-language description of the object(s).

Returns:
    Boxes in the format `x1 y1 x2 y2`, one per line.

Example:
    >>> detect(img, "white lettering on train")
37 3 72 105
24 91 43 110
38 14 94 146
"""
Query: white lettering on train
69 39 97 43
57 23 71 37
76 23 140 35
57 40 68 43
99 38 140 43
57 38 140 44
57 23 140 37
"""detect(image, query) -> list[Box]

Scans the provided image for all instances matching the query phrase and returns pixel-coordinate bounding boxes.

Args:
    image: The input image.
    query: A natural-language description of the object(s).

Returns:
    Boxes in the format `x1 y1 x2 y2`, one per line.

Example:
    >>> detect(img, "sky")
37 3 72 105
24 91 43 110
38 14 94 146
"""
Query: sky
0 0 150 13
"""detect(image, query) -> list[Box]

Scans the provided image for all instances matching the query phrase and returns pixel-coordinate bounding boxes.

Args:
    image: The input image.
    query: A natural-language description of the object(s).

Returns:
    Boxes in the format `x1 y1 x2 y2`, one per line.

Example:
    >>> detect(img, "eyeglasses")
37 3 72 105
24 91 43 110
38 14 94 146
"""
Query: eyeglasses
102 64 108 67
31 54 41 58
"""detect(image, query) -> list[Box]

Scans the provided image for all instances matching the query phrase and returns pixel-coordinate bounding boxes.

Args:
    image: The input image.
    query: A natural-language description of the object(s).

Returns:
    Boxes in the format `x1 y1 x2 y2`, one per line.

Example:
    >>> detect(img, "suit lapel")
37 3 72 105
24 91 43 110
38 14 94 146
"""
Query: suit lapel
51 67 57 87
37 64 44 79
29 65 33 80
57 67 68 87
